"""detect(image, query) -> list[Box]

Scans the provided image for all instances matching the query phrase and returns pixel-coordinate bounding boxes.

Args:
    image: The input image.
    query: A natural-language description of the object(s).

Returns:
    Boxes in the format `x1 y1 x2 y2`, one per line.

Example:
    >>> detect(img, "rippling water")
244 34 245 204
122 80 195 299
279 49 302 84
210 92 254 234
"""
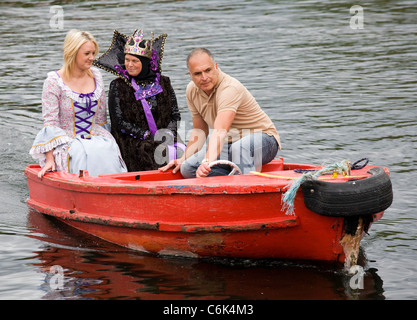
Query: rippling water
1 0 416 300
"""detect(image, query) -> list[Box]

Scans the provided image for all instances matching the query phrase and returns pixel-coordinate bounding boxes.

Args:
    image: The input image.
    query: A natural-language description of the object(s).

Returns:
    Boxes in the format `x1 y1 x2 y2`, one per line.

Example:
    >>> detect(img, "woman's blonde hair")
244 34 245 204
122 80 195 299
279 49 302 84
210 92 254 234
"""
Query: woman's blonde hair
62 29 99 79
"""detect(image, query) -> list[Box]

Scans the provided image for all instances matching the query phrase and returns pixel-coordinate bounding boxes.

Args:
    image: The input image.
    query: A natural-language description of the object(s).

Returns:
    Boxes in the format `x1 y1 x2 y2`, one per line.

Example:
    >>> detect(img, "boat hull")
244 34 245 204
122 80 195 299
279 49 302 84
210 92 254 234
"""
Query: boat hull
25 158 388 263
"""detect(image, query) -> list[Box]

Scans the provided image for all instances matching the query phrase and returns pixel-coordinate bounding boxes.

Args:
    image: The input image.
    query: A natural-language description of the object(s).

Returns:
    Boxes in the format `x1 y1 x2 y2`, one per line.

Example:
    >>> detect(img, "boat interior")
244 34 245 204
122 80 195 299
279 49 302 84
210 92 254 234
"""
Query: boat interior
100 157 319 182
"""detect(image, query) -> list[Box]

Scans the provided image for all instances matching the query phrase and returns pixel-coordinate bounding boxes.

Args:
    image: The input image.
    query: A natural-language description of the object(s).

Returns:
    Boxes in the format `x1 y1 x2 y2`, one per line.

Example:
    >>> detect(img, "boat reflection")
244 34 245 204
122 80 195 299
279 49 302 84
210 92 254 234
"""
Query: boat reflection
26 208 385 300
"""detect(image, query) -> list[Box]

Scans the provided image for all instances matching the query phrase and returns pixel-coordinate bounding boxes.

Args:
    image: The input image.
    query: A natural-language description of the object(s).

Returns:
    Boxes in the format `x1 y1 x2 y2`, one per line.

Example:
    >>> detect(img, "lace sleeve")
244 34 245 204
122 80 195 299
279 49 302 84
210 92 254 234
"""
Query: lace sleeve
41 74 62 127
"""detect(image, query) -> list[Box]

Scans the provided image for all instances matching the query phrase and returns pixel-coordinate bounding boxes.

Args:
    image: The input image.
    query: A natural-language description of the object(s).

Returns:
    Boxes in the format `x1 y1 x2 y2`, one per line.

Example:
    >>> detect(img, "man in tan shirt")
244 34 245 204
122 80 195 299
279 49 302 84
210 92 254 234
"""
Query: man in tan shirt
160 48 280 178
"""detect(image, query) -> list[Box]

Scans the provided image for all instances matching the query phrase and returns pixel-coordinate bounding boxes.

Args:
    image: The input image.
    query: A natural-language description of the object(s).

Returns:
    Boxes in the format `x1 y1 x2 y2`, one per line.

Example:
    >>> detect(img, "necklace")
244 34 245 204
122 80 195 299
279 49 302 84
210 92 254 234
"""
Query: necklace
131 73 162 100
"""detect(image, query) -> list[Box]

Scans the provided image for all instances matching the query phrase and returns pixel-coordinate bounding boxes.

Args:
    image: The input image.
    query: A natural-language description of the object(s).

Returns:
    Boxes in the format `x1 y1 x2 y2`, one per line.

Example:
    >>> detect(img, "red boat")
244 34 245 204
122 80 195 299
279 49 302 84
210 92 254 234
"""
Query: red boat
24 157 393 265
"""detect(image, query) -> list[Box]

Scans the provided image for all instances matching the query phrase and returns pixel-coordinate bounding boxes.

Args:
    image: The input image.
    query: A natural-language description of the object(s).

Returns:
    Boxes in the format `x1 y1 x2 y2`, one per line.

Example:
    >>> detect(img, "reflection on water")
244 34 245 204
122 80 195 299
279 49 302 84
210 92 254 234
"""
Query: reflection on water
27 210 384 300
1 0 416 300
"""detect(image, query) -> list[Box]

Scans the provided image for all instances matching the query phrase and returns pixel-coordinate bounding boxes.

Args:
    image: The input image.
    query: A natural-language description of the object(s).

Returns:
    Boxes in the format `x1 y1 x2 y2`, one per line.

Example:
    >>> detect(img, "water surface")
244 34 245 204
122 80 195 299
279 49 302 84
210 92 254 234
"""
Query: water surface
0 0 416 300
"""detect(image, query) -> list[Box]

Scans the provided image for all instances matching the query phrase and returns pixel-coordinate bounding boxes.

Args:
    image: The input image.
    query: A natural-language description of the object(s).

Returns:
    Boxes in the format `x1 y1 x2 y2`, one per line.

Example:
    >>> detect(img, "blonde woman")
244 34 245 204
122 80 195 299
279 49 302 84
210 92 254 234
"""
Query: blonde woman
30 29 126 178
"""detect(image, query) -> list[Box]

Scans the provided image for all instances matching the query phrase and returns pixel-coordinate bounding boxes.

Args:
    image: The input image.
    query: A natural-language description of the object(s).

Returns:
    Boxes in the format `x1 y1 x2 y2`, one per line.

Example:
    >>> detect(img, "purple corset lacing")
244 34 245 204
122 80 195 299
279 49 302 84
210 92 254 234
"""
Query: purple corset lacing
74 92 97 138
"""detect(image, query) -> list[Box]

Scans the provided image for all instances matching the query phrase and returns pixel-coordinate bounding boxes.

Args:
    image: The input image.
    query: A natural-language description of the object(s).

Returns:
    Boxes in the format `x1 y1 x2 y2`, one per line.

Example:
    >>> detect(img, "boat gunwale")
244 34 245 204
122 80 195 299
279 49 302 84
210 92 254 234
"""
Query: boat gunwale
24 161 379 196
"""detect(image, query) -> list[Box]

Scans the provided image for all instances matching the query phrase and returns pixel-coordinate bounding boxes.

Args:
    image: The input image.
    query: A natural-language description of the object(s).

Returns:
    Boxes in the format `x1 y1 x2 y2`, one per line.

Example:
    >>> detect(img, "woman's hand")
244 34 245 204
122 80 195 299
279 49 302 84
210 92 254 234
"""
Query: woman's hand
38 150 56 179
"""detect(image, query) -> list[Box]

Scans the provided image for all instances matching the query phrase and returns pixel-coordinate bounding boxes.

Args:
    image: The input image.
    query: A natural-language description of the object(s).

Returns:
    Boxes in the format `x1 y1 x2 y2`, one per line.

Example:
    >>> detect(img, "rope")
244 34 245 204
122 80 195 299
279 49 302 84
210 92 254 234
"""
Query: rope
293 157 369 173
249 158 370 215
351 158 369 170
282 159 354 216
249 171 370 181
293 168 318 174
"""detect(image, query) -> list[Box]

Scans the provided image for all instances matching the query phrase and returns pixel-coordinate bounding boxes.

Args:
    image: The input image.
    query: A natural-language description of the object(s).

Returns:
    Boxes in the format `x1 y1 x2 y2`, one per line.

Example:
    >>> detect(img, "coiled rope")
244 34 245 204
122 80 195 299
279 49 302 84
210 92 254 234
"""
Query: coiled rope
293 158 369 174
282 158 369 215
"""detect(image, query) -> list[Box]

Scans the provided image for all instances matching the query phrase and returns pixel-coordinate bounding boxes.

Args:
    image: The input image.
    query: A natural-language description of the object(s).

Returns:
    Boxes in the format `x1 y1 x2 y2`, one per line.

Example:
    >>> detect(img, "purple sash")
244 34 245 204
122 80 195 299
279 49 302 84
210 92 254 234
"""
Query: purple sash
167 142 186 161
131 76 185 161
131 77 161 135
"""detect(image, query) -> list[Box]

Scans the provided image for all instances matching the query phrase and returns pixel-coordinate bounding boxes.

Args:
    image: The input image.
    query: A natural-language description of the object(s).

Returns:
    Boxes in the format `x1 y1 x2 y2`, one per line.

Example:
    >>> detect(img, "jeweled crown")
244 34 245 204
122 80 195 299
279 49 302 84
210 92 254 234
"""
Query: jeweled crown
124 29 153 59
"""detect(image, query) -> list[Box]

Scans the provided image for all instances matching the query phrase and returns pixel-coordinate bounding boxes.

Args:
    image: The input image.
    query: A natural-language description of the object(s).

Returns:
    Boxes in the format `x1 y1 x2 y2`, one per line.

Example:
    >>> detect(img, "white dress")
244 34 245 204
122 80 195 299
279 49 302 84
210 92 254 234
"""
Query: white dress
30 67 127 176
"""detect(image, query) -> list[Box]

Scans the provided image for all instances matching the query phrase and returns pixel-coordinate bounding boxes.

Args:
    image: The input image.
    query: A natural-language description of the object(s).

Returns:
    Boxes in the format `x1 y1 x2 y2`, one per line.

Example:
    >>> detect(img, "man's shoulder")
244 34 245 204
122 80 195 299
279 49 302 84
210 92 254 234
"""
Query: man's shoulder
186 80 198 94
218 70 244 90
186 80 196 89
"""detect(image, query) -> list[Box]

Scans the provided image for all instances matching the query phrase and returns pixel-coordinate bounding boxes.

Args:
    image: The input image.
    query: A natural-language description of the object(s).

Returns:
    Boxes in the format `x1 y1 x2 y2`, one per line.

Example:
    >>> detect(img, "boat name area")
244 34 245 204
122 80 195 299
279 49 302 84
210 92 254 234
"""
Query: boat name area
162 303 254 317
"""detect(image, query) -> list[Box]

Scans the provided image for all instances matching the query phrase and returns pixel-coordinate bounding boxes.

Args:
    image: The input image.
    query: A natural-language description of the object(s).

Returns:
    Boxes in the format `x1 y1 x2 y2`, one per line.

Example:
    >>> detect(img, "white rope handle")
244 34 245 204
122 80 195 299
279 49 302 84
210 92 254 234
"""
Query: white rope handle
208 160 242 175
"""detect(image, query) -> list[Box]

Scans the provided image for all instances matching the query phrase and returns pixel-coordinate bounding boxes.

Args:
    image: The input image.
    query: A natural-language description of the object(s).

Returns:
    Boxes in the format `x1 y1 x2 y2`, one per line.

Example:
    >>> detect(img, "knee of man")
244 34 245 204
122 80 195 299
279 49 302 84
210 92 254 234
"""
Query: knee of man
180 161 196 179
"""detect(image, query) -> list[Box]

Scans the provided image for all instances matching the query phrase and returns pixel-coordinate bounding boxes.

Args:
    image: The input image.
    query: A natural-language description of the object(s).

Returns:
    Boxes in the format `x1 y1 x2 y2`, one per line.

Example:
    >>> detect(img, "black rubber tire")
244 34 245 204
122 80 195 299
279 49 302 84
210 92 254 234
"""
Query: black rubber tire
301 167 393 217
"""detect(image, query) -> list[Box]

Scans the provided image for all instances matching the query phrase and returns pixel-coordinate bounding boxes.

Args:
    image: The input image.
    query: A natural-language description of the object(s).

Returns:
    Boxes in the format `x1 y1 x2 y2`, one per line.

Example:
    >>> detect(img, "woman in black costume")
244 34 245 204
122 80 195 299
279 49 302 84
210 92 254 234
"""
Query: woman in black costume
95 29 184 171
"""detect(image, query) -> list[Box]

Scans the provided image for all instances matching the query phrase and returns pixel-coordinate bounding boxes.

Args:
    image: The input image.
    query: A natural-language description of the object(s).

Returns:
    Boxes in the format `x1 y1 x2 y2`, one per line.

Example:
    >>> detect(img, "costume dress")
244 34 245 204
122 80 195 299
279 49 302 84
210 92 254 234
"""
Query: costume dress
30 67 127 176
108 74 182 171
95 30 184 172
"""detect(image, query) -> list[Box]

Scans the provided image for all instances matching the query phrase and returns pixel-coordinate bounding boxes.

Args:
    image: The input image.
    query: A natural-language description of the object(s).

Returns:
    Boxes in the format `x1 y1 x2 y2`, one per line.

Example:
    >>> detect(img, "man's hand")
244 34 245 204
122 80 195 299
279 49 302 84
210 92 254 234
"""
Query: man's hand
159 157 184 174
196 161 211 178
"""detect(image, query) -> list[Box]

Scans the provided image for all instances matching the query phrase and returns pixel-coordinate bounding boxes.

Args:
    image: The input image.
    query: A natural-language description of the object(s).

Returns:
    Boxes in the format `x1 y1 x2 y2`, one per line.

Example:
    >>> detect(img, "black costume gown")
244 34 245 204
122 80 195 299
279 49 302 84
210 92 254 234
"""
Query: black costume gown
108 75 182 172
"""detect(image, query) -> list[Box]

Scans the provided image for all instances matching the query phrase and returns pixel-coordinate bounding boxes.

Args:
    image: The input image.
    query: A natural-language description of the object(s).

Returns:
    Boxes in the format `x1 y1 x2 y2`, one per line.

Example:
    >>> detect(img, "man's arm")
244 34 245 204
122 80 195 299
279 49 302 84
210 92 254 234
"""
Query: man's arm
196 110 235 178
185 116 209 159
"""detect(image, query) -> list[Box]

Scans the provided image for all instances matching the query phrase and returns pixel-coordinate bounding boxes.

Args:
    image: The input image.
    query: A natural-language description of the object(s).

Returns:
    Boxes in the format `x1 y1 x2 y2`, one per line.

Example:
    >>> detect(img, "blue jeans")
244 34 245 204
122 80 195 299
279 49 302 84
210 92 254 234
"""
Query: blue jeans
181 132 279 178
